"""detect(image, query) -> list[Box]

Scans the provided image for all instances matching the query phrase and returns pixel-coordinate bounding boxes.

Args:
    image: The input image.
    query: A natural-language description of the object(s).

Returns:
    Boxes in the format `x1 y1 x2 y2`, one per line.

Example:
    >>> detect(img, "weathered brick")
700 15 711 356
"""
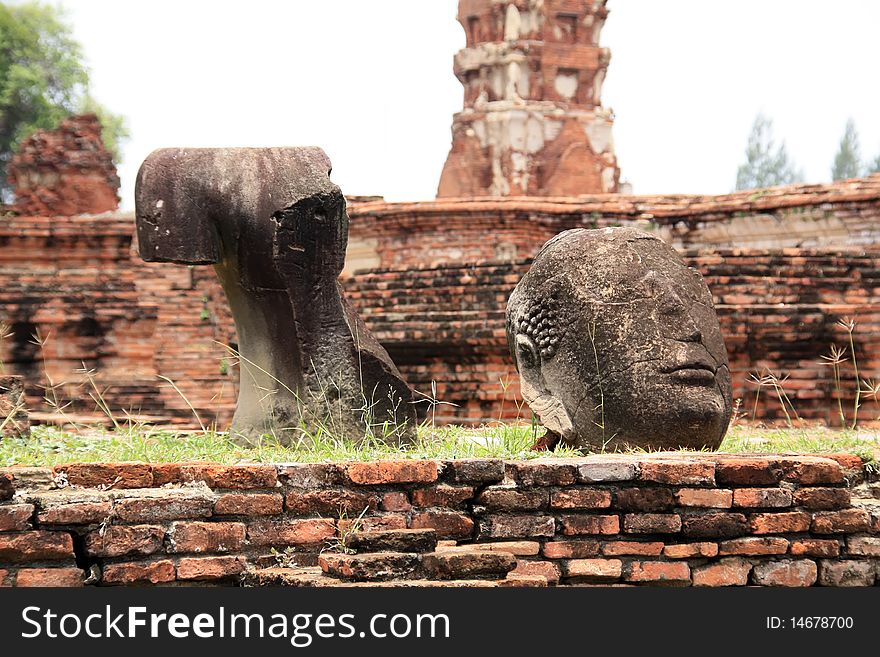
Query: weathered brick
752 560 817 587
443 541 540 556
639 460 714 486
749 511 811 535
675 488 732 508
476 486 547 511
563 558 622 580
817 560 875 587
510 560 560 584
846 536 880 557
577 459 638 483
0 473 13 501
719 537 789 556
792 487 851 510
412 485 474 508
443 459 505 483
213 493 283 516
57 462 152 489
277 463 343 488
113 494 213 522
339 515 406 534
0 569 10 586
320 552 421 581
346 460 438 485
507 460 576 487
681 512 748 539
662 542 718 559
1 467 54 491
179 465 277 490
623 513 681 534
0 504 33 531
177 556 247 581
614 487 674 512
15 567 83 587
247 518 336 546
811 509 872 534
102 560 176 585
480 514 554 539
693 558 752 587
559 514 619 536
412 512 475 539
778 457 844 485
732 488 792 508
379 492 411 512
542 540 600 559
169 521 245 554
601 541 664 556
37 501 112 525
715 458 781 486
550 488 612 510
421 551 516 580
285 489 377 516
0 531 74 561
625 561 691 584
790 539 840 558
85 524 165 557
344 529 437 554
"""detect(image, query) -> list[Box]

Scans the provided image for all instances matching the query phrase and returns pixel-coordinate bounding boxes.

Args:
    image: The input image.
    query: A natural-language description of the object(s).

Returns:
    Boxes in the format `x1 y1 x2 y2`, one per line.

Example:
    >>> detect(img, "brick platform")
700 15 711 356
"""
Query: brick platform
1 454 877 587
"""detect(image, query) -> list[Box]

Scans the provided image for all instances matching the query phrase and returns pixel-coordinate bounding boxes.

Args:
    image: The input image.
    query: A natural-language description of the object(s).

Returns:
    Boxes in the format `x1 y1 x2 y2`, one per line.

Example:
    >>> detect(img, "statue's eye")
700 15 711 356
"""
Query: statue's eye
516 334 540 370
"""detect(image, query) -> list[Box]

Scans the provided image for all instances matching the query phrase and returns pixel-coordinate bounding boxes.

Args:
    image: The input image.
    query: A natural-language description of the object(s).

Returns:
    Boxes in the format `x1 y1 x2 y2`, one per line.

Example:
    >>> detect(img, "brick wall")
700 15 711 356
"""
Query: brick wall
1 455 877 587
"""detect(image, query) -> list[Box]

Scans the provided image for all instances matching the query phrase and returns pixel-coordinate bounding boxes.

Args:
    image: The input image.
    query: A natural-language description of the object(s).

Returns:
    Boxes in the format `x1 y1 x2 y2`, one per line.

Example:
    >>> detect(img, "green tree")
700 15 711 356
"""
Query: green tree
0 2 127 200
831 119 862 181
735 113 803 191
868 152 880 175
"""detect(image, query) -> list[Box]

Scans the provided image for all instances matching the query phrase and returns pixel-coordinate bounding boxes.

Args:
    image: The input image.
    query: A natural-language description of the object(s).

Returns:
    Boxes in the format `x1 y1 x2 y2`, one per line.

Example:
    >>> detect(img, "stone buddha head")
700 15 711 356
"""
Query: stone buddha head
506 227 732 451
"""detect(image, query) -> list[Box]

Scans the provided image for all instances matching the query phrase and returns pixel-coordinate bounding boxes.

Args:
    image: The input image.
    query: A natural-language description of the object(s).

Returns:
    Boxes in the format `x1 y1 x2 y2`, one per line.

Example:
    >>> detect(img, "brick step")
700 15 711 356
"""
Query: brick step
344 528 437 554
241 567 546 588
420 550 516 580
319 552 420 582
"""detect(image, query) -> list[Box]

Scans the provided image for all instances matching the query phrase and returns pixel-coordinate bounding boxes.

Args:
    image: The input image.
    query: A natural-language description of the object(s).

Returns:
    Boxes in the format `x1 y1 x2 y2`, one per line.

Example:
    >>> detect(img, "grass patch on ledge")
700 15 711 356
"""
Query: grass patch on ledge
0 424 877 468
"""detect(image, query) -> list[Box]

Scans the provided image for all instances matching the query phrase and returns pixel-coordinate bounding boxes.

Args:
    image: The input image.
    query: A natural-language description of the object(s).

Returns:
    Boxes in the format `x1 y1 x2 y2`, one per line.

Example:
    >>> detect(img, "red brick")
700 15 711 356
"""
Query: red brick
15 567 83 588
601 541 664 556
542 540 600 559
790 539 840 558
639 460 715 486
102 560 176 585
550 488 612 510
719 537 789 556
681 513 748 539
0 473 13 501
338 515 406 534
625 561 691 584
732 488 792 508
623 513 681 534
752 560 817 587
563 559 623 580
777 457 844 485
675 488 732 508
0 504 33 531
410 485 473 508
811 509 872 534
476 487 547 510
37 502 112 525
57 462 152 489
454 541 540 556
379 492 411 512
285 489 377 515
177 556 246 581
662 542 718 559
478 514 554 539
113 495 213 522
614 488 674 511
85 525 165 557
278 463 343 488
846 536 880 557
213 493 283 516
818 560 875 587
169 521 245 553
559 514 619 536
792 487 851 510
346 460 438 485
179 465 277 490
511 560 560 584
507 460 577 487
247 518 336 546
0 531 74 561
819 454 864 472
693 558 752 587
412 512 475 539
749 512 811 534
715 459 781 486
0 569 12 586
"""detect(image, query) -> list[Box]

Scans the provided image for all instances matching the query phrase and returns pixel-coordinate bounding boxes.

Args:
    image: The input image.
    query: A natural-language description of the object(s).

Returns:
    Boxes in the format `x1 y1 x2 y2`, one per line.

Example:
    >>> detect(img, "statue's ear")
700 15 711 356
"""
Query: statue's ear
134 149 221 264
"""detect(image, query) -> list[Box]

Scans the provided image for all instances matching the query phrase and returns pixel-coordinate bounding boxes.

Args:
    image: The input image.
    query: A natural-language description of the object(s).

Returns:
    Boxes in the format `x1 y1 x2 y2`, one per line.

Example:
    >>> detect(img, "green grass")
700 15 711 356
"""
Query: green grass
0 423 877 468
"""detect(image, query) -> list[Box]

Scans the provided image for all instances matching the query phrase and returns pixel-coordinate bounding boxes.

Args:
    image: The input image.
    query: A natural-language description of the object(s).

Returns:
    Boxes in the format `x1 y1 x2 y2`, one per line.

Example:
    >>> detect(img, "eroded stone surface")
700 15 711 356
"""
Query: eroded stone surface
506 227 732 451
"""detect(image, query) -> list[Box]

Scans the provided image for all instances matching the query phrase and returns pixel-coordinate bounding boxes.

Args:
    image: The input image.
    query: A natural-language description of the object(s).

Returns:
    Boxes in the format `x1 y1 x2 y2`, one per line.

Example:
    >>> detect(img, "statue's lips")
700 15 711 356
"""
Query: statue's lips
661 361 717 385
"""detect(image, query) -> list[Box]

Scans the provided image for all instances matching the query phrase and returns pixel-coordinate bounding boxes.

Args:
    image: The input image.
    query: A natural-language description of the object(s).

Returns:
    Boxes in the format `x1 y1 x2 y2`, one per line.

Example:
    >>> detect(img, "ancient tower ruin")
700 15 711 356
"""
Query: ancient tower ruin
438 0 620 197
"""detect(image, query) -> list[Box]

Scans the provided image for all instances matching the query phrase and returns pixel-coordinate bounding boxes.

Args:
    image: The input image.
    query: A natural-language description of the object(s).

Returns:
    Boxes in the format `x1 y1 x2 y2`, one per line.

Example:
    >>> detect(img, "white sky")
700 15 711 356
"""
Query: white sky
49 0 880 207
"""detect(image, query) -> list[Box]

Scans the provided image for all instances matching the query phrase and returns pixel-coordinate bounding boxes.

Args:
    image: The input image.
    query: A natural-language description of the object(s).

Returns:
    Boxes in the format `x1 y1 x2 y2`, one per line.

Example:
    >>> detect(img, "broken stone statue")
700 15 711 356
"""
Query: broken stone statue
506 227 732 451
135 147 416 445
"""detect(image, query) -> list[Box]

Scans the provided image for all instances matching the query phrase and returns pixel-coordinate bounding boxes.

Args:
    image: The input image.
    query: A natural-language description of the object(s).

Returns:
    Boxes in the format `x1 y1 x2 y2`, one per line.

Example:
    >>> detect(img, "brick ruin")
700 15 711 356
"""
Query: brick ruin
1 455 878 587
438 0 619 197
